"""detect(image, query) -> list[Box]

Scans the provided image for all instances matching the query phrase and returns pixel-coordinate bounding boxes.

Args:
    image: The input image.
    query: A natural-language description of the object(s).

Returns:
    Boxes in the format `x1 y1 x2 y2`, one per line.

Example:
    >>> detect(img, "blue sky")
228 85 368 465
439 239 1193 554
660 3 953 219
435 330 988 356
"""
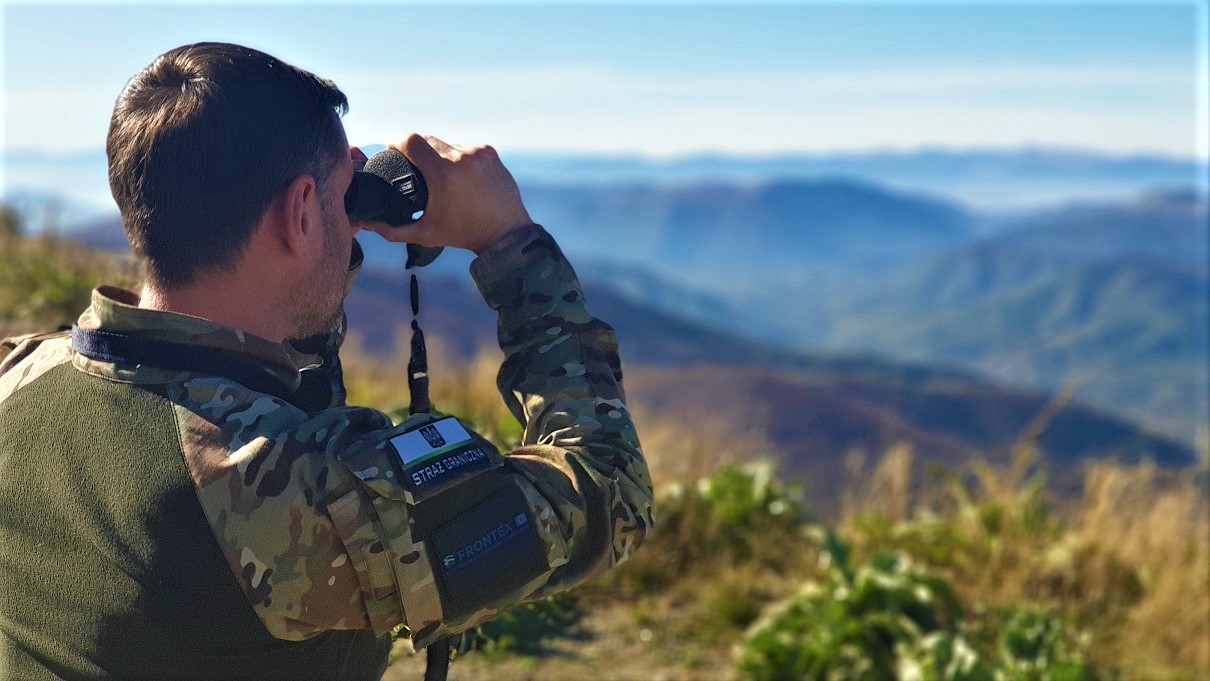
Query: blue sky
2 1 1208 158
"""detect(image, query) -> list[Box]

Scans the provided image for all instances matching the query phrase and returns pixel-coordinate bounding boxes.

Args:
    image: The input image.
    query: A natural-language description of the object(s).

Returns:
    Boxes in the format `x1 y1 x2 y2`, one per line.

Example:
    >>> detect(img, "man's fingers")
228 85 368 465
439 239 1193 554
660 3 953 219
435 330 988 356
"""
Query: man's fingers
388 133 446 175
367 219 441 248
421 135 459 157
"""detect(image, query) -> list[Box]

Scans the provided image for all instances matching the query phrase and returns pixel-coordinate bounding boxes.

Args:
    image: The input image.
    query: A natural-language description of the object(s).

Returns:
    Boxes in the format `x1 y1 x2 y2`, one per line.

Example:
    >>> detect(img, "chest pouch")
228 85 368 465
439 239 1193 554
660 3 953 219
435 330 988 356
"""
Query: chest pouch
378 413 553 646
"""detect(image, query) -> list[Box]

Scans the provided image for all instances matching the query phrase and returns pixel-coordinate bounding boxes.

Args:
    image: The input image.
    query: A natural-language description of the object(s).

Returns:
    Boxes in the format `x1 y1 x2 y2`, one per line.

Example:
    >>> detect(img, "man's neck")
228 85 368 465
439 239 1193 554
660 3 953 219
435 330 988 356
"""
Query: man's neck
139 280 289 343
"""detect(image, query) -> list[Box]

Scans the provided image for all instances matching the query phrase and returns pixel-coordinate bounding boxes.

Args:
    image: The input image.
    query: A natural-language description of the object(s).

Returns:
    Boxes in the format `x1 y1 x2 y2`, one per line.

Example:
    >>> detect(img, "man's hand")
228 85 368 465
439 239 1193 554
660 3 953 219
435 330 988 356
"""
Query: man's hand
353 134 533 255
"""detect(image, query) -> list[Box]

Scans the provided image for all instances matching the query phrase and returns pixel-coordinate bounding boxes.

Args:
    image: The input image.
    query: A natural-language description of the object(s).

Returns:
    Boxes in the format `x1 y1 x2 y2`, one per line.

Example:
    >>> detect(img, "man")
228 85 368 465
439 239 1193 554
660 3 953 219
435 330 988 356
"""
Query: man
0 42 654 680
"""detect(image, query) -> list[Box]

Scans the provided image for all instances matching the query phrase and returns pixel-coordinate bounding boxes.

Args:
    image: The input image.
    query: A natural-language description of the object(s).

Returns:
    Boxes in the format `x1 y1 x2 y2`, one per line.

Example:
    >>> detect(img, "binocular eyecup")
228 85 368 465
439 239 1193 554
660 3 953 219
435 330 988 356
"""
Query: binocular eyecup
345 149 428 225
345 149 442 268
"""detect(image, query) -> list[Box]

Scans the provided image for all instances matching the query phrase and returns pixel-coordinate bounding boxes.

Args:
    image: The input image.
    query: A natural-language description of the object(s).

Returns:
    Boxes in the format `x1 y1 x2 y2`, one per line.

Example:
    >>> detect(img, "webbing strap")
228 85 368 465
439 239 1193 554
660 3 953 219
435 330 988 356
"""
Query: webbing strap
69 326 295 401
406 270 431 419
424 638 451 681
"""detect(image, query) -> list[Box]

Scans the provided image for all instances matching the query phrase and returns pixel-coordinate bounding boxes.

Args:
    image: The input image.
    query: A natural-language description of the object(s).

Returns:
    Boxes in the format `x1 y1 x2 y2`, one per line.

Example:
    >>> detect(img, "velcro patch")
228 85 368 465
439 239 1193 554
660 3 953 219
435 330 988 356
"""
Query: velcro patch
388 417 502 504
430 484 549 619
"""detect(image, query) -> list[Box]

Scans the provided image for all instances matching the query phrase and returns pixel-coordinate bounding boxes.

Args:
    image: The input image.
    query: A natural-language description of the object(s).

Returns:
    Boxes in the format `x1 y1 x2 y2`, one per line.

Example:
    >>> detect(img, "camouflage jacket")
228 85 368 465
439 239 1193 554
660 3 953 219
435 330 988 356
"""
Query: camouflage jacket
0 224 654 654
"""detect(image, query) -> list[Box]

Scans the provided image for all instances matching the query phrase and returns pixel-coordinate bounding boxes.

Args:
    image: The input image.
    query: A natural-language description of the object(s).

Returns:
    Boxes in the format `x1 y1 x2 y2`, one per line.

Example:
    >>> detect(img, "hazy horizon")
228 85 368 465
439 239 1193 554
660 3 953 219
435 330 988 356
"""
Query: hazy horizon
3 141 1204 163
3 2 1207 159
3 142 1204 223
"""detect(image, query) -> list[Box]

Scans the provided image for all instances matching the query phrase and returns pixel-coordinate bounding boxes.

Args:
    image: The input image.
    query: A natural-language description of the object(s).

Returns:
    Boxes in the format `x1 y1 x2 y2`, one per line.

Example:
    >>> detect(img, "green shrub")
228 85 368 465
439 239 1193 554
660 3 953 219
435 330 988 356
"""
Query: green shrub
600 461 810 599
896 630 992 681
737 530 963 680
990 606 1096 681
735 532 1096 681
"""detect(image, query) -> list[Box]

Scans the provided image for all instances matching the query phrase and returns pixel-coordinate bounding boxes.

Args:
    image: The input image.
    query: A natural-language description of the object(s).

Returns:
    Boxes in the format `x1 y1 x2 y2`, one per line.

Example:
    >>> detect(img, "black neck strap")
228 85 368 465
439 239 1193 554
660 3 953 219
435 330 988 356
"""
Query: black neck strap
70 325 300 404
407 267 431 416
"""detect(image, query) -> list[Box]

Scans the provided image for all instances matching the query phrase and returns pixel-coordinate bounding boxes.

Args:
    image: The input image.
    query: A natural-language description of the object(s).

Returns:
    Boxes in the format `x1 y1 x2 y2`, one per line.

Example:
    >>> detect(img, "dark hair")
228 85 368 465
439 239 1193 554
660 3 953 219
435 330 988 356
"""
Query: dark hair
107 42 349 288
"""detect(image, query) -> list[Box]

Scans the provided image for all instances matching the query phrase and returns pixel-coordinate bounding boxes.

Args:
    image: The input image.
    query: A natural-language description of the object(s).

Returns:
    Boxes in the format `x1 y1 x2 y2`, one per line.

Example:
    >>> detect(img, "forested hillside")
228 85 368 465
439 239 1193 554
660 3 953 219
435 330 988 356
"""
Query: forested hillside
809 190 1208 443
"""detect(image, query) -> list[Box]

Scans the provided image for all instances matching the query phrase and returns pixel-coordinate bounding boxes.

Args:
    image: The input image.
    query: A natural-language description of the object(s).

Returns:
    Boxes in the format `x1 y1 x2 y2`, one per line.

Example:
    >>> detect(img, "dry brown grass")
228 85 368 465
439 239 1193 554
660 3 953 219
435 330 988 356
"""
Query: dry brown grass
1076 462 1210 675
342 332 514 433
842 442 915 522
629 399 778 486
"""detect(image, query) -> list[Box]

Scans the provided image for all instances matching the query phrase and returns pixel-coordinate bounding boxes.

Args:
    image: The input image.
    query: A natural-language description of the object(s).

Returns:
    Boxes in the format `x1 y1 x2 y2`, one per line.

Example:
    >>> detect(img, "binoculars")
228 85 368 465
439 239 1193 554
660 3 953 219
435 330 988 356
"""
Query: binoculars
345 149 428 226
345 149 442 267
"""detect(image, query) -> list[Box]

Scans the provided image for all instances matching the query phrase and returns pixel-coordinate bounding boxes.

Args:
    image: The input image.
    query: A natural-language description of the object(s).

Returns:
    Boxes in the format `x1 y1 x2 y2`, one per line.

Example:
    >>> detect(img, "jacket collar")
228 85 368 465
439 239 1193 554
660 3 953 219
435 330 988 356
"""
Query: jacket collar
73 285 319 390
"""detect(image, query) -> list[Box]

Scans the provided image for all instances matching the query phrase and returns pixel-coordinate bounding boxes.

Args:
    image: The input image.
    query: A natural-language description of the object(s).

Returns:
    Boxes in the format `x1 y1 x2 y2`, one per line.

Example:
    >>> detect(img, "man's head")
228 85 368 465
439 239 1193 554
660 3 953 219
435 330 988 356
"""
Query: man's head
108 42 356 338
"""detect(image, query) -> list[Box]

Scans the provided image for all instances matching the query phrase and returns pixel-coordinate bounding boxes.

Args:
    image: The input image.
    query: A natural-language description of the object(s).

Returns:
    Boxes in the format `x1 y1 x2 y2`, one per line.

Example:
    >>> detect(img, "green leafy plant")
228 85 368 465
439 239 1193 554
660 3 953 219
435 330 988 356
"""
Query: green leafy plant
737 530 963 680
735 532 1095 681
991 606 1096 681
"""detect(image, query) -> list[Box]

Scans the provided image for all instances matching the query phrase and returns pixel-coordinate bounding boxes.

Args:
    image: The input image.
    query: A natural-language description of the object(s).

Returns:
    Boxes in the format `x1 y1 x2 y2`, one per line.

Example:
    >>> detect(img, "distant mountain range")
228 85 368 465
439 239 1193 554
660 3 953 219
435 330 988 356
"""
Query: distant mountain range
784 190 1209 444
3 146 1202 221
70 174 979 294
519 178 974 291
505 147 1201 211
979 188 1208 270
423 179 1203 446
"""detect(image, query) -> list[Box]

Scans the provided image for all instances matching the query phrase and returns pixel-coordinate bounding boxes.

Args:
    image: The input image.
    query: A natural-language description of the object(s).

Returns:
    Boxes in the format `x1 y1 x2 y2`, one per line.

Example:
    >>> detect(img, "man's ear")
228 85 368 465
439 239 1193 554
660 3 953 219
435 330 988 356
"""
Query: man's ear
278 174 320 257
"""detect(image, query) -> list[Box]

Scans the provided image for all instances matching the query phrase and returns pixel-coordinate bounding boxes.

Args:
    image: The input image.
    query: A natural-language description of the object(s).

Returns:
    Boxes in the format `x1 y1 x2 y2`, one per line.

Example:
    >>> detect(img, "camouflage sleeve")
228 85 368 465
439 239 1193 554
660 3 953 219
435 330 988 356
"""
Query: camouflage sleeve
168 382 408 641
468 223 656 594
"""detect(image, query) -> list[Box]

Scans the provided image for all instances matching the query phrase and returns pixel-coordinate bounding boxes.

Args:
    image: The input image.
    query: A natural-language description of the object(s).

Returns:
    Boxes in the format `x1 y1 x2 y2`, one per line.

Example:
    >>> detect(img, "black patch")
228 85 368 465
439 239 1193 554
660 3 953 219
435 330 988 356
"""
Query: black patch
520 233 559 258
562 291 579 303
400 442 501 505
429 485 548 621
399 551 420 565
369 541 384 554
